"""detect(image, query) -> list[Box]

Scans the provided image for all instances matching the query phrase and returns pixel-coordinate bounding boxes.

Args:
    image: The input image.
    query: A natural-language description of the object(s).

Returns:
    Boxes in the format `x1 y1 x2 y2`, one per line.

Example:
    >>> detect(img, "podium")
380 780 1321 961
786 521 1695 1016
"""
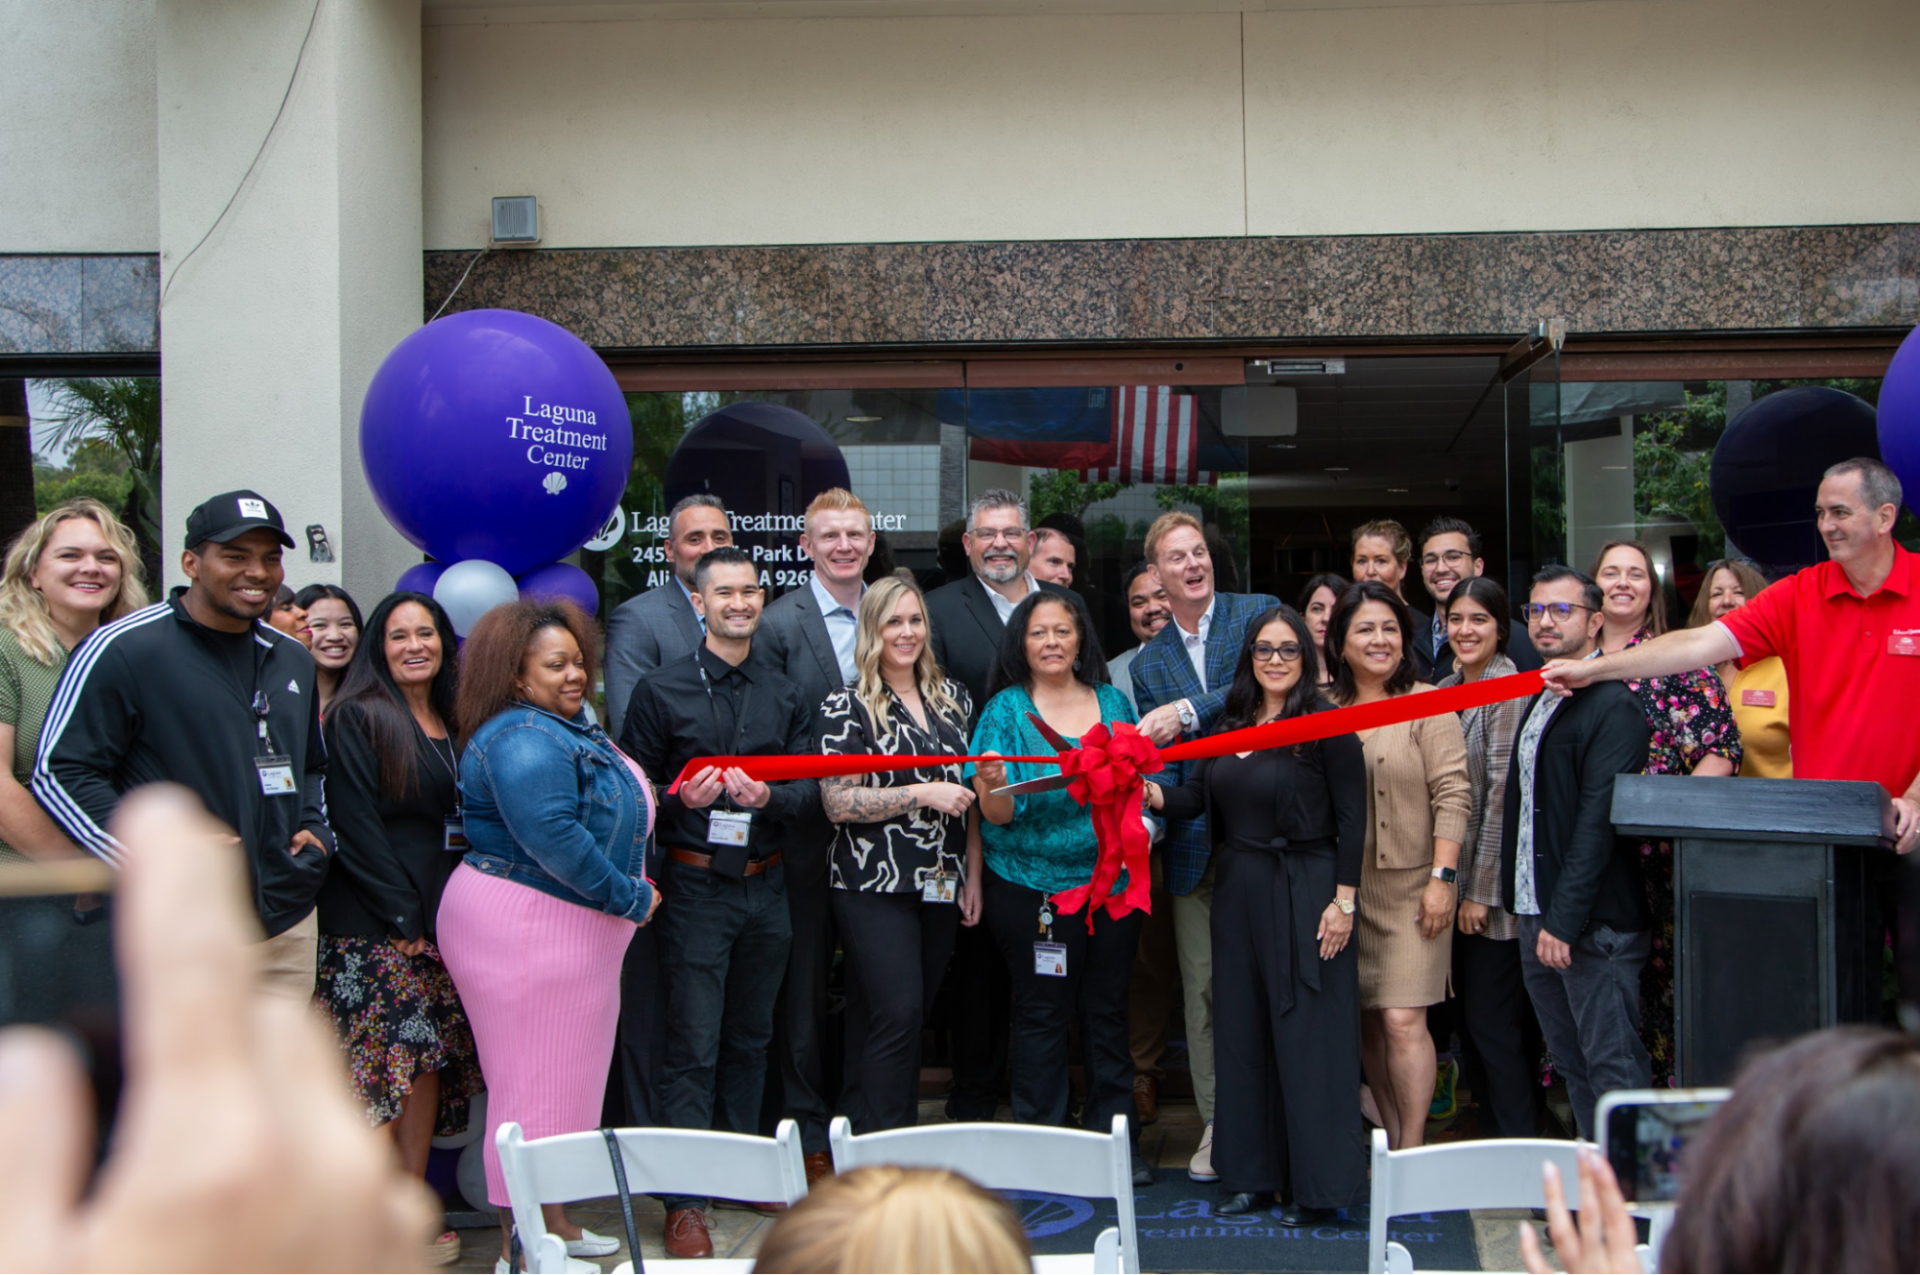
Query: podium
1610 775 1895 1087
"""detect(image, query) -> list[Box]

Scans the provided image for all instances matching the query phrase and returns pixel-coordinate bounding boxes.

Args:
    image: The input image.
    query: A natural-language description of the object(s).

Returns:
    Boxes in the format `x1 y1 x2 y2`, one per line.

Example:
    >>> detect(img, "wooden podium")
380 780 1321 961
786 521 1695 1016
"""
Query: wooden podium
1611 775 1895 1086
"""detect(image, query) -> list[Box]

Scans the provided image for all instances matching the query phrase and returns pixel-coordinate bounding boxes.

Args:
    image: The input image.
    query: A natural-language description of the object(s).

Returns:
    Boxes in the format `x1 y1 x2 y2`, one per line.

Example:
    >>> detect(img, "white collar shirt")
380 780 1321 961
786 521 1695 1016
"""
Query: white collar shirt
979 572 1040 627
1172 596 1217 691
809 571 863 686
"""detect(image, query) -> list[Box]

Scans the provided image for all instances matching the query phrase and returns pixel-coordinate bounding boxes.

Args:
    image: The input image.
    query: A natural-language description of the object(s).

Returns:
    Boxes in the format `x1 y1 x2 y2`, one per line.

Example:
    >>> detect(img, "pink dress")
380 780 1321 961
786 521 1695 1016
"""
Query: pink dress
437 752 655 1206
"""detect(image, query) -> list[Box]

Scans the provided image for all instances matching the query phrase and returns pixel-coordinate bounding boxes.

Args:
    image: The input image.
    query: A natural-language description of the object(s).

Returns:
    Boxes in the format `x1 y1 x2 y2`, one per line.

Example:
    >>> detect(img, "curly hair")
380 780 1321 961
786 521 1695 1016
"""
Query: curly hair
0 498 150 666
453 600 599 743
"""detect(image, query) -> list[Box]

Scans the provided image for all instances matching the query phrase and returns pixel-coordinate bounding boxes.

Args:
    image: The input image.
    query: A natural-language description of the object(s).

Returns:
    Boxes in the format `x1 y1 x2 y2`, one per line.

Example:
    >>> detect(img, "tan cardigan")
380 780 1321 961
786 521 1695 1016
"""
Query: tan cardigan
1357 684 1472 872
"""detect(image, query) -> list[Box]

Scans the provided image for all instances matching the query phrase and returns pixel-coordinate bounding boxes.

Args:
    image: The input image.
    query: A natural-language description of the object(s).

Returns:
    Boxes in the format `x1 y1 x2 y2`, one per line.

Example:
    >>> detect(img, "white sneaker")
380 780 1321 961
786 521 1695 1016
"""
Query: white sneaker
496 1259 599 1274
566 1230 621 1258
1188 1121 1218 1182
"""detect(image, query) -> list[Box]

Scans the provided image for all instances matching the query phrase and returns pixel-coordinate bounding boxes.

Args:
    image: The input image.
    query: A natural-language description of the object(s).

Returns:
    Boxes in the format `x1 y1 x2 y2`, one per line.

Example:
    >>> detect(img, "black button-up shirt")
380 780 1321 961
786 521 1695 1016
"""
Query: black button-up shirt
620 642 818 859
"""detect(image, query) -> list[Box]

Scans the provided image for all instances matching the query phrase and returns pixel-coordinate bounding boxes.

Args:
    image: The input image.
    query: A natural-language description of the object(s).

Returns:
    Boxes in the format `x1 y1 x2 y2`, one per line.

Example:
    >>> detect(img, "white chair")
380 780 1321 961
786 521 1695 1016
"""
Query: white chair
827 1114 1137 1274
496 1118 809 1273
1367 1127 1585 1274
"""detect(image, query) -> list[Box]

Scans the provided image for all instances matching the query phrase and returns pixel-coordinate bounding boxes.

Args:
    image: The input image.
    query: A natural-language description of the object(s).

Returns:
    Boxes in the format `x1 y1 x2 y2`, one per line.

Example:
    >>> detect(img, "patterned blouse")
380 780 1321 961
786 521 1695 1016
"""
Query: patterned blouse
819 679 973 894
1620 628 1742 775
1438 652 1529 941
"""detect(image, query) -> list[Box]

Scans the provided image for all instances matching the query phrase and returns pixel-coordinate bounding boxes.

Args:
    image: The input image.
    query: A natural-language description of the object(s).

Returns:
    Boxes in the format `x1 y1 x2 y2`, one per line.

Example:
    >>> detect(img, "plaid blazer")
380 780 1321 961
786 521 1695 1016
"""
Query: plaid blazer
1129 590 1281 895
1439 652 1527 940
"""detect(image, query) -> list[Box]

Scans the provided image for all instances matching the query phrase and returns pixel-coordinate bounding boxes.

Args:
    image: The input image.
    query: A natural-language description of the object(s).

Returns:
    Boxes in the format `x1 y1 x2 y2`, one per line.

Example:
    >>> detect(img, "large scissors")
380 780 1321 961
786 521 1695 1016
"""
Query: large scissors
989 713 1077 795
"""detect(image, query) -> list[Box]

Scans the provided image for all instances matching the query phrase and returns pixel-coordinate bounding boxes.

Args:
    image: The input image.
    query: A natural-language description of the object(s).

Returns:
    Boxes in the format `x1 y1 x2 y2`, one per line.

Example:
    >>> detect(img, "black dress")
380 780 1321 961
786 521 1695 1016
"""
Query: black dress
313 700 481 1131
1160 727 1369 1207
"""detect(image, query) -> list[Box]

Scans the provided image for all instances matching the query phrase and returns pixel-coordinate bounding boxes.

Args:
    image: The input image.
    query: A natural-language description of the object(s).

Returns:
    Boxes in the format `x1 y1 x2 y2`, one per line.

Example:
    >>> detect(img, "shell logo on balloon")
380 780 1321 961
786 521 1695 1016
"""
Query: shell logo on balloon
361 308 631 633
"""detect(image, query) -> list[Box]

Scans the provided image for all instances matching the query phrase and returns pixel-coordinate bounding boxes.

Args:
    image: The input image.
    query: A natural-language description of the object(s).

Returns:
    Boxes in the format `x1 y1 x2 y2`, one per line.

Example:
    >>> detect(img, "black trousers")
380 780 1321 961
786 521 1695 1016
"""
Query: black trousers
1210 844 1366 1207
1453 931 1542 1137
833 887 961 1132
608 918 667 1127
768 857 835 1154
944 918 1011 1119
984 866 1142 1142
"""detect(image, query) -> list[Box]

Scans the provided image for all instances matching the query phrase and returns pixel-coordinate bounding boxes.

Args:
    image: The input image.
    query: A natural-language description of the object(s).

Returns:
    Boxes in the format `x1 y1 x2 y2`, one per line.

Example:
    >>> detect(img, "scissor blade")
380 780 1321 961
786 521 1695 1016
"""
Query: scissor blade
1026 711 1074 754
991 774 1074 796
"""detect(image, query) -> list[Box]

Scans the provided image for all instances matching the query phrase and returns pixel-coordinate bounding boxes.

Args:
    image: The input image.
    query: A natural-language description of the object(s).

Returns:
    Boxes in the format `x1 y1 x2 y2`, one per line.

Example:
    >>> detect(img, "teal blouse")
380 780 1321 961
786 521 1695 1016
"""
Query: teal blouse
965 682 1137 896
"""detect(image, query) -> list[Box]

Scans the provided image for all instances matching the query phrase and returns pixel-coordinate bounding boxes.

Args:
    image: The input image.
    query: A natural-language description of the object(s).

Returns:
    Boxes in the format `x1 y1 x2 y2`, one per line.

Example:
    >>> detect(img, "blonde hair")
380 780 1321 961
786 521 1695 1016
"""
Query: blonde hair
805 488 871 534
854 576 962 735
1688 558 1769 630
1351 518 1413 565
1143 510 1204 564
0 499 150 666
751 1165 1033 1274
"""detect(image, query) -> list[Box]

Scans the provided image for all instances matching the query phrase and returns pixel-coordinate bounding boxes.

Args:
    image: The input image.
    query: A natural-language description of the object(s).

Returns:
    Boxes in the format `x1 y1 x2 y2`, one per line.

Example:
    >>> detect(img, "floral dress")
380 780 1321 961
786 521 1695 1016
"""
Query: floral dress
1620 628 1742 1088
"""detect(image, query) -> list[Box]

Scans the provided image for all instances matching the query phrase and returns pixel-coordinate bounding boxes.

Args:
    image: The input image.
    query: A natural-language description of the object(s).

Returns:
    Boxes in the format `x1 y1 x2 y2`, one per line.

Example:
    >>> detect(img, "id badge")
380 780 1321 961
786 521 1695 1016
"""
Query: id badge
443 817 470 853
1740 688 1777 707
255 755 297 796
1034 941 1067 977
706 810 753 848
922 873 956 904
1890 631 1920 657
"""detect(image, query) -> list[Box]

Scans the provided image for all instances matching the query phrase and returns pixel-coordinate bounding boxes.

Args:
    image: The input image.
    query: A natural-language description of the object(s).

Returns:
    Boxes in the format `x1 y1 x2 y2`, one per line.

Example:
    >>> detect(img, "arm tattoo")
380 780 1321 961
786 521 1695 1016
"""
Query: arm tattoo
821 774 921 823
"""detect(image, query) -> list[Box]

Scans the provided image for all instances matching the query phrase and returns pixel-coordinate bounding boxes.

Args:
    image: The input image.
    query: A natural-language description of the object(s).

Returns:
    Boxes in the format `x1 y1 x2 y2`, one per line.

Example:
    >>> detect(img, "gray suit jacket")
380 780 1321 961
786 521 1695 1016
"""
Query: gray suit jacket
757 580 852 740
602 581 703 729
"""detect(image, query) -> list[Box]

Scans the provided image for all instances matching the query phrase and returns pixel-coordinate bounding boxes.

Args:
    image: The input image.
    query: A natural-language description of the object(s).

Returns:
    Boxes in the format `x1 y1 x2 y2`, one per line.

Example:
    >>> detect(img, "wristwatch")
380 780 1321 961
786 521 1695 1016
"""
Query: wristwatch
1332 897 1355 915
1175 699 1198 732
1431 865 1457 884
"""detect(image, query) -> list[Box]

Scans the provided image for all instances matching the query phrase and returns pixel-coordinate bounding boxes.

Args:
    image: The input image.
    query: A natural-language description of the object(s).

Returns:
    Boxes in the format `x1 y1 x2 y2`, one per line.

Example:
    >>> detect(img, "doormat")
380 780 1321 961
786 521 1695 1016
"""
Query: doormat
1009 1175 1479 1274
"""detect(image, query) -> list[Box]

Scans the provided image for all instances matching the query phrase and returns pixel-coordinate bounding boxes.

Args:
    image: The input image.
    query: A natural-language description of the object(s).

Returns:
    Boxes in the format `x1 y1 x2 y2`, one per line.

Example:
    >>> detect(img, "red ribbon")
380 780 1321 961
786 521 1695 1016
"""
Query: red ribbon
664 670 1546 923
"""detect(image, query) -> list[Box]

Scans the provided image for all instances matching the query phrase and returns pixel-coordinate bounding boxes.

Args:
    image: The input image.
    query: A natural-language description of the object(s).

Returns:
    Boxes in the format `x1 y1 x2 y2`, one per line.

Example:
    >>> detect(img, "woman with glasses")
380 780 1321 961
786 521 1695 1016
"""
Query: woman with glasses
1590 540 1740 1088
1145 605 1368 1222
1327 581 1470 1150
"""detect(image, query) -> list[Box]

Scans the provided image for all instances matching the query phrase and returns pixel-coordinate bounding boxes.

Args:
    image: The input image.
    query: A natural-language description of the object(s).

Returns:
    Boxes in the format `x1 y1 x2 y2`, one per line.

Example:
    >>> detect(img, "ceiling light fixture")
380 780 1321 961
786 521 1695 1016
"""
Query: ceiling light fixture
846 415 883 423
1325 466 1350 472
1388 487 1409 493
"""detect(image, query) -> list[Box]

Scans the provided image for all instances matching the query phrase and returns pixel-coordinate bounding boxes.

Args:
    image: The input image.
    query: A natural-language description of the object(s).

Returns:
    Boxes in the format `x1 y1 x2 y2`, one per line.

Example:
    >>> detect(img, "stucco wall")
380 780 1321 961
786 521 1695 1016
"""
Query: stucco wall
422 0 1920 249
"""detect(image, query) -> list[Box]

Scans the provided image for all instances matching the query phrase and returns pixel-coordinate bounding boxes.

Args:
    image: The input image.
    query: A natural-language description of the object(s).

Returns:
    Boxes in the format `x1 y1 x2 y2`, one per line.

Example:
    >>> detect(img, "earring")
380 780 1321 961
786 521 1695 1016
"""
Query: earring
1072 658 1082 671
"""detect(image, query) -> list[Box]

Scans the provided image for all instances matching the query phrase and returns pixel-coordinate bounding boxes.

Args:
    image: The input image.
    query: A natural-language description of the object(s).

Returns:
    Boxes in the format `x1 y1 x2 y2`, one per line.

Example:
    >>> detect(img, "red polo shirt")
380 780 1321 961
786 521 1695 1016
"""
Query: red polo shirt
1719 543 1920 798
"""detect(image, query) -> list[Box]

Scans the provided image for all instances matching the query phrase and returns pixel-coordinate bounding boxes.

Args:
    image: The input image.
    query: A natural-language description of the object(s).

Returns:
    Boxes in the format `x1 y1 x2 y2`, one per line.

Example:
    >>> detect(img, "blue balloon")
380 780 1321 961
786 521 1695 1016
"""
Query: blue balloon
1710 386 1879 571
361 309 634 577
517 560 600 617
396 561 447 596
1879 326 1920 514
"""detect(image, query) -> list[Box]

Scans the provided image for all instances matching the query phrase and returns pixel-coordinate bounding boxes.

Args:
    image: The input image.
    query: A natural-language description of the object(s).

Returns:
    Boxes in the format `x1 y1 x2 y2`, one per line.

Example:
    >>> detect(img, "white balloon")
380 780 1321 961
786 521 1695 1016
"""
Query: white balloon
434 559 520 636
457 1140 492 1213
431 1089 487 1150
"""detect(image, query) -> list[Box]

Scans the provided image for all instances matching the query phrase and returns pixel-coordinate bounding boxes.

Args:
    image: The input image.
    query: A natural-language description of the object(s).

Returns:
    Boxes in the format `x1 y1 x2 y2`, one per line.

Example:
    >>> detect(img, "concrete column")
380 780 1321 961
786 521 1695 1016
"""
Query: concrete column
156 0 419 603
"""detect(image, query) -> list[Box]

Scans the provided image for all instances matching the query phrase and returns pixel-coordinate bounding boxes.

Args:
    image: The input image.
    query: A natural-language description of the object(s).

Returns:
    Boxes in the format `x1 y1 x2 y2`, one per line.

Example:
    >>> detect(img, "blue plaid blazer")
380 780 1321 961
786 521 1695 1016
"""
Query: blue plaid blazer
1130 590 1281 895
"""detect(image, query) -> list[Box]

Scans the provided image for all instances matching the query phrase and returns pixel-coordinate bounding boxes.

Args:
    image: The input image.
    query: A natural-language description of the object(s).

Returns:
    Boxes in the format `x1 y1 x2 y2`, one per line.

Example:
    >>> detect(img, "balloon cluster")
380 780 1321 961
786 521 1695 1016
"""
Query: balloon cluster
361 310 633 634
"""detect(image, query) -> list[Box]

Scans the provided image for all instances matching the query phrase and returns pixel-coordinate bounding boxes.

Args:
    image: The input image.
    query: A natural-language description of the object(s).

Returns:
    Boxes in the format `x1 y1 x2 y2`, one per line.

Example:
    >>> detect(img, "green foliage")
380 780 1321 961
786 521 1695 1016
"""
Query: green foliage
1155 475 1250 542
35 378 162 581
1633 407 1726 561
35 469 132 515
1029 469 1127 522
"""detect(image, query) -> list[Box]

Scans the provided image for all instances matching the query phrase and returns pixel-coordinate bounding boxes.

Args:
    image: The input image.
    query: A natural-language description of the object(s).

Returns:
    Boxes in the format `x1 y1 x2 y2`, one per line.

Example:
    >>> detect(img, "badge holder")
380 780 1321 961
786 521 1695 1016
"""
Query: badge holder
923 870 956 905
250 691 297 796
1034 901 1066 977
706 809 752 880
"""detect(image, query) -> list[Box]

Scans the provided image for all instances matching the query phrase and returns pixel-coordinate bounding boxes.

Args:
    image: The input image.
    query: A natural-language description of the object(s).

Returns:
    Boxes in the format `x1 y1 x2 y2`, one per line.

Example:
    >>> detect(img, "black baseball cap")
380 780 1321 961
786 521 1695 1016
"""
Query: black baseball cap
184 490 296 550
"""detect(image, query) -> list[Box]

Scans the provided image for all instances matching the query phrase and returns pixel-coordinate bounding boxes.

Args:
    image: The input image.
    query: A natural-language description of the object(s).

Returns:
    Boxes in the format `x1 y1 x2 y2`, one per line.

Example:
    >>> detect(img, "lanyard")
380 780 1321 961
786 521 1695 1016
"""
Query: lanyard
698 663 754 811
421 724 461 812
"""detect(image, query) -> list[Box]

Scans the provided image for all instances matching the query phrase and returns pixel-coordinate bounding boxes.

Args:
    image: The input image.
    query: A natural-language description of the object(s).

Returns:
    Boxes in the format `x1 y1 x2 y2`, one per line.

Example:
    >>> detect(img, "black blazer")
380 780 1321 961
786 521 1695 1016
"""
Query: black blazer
1499 683 1652 942
757 580 851 739
925 575 1072 720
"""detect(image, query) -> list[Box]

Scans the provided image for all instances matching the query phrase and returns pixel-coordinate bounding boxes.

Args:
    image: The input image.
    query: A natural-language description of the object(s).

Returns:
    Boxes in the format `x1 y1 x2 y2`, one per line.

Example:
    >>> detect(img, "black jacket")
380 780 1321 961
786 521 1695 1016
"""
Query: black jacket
925 575 1073 720
35 590 334 937
1498 683 1652 942
316 698 460 942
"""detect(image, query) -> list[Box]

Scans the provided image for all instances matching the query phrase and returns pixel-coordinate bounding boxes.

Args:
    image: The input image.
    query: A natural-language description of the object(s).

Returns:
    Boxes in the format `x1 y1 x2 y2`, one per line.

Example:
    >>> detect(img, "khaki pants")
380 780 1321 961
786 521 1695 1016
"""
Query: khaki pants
255 909 319 1004
1128 850 1178 1078
1171 858 1216 1123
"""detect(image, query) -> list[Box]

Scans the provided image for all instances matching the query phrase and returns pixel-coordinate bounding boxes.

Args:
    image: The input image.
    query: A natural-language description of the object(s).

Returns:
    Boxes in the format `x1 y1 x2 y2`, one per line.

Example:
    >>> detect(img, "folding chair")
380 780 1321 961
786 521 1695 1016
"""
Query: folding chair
828 1114 1137 1274
1367 1127 1585 1274
496 1119 809 1272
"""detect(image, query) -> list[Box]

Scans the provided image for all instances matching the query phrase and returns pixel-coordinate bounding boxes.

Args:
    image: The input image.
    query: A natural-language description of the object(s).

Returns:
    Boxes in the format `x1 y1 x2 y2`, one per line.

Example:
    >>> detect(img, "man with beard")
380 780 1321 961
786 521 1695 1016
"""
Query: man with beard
1416 516 1539 681
925 490 1072 1120
1107 560 1170 710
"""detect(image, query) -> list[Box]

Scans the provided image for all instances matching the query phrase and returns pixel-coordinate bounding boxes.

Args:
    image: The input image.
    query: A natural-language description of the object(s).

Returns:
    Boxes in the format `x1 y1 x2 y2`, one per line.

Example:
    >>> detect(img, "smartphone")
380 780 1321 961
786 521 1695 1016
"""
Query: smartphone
0 859 120 1162
1596 1088 1730 1206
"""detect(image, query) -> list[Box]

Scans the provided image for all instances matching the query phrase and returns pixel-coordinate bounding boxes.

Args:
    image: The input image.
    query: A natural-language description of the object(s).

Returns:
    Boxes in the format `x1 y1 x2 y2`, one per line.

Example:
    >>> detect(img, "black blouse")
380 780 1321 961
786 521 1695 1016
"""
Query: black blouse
1158 718 1368 889
818 680 973 894
316 699 462 941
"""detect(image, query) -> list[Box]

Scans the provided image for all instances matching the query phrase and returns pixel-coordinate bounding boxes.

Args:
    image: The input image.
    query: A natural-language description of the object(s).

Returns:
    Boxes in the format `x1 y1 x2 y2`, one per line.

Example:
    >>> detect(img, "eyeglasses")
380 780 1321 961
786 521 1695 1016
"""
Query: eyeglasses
1421 549 1471 569
969 528 1027 544
1522 602 1597 622
1252 642 1304 663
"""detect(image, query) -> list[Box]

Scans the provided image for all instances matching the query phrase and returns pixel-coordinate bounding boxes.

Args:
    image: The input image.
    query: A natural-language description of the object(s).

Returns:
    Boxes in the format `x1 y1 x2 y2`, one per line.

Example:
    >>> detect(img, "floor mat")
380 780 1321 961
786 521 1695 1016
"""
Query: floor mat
1011 1175 1479 1273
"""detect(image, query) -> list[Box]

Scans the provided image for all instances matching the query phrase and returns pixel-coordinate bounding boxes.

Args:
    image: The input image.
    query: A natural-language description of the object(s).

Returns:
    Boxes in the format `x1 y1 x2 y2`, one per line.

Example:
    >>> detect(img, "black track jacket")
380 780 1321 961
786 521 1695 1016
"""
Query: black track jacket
34 590 335 937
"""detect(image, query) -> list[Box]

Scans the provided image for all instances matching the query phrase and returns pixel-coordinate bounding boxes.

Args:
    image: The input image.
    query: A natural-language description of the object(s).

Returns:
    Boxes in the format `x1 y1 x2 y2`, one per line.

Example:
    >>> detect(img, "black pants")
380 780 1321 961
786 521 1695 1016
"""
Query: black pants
1453 931 1542 1137
944 918 1010 1118
984 866 1142 1142
768 855 835 1154
833 887 961 1132
608 918 667 1127
658 859 793 1210
1210 845 1366 1207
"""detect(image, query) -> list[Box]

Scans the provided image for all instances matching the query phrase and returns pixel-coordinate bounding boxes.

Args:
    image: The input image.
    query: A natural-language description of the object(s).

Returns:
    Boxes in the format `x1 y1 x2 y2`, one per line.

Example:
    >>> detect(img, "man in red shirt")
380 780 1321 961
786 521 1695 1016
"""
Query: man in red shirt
1544 457 1920 854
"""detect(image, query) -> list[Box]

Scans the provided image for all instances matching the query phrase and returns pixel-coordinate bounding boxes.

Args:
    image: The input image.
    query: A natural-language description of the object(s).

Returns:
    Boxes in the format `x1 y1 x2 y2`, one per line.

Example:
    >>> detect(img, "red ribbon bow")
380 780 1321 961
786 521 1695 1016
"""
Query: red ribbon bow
1049 721 1162 930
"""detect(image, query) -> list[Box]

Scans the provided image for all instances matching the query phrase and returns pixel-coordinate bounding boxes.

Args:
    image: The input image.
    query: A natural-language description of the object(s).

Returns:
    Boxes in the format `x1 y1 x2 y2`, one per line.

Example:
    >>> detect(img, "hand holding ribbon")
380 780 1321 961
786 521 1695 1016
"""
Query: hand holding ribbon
1048 722 1162 930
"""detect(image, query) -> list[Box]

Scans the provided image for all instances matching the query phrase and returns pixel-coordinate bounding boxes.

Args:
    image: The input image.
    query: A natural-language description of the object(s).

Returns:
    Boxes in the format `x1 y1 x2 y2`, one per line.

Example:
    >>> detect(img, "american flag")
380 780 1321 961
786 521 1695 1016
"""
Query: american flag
1080 386 1215 485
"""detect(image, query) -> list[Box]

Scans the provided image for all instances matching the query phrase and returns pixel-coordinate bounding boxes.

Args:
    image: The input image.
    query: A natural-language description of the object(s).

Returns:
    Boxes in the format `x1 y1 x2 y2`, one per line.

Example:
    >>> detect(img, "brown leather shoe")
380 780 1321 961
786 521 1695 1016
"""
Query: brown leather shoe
665 1208 714 1259
804 1151 834 1185
1134 1073 1159 1125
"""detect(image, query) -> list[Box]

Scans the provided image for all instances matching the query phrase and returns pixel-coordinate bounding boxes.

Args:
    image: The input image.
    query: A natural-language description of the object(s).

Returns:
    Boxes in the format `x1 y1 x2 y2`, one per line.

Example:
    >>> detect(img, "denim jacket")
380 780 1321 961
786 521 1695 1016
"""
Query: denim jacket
459 703 655 922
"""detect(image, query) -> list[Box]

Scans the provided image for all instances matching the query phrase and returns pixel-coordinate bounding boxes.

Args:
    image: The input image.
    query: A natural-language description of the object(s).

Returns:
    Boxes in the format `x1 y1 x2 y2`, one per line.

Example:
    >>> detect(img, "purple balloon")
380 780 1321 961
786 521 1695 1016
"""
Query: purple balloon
360 309 634 577
517 560 600 617
396 561 448 595
1879 326 1920 514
